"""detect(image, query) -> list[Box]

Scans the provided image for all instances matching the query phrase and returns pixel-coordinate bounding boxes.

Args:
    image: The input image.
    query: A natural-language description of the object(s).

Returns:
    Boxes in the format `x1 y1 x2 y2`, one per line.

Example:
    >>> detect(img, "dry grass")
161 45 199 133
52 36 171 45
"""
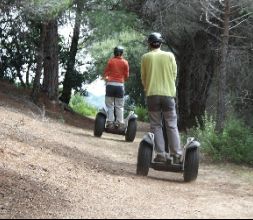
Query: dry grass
0 81 253 219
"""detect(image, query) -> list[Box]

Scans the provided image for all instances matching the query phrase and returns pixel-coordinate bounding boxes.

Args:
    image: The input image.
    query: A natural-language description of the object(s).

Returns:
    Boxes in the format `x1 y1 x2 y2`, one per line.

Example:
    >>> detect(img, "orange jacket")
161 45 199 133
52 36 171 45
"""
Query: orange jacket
104 56 129 83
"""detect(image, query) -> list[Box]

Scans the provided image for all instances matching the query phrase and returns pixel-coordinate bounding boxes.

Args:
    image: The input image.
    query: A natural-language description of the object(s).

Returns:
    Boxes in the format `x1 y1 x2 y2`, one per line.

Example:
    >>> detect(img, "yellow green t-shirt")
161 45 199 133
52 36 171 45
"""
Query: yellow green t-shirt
141 48 177 97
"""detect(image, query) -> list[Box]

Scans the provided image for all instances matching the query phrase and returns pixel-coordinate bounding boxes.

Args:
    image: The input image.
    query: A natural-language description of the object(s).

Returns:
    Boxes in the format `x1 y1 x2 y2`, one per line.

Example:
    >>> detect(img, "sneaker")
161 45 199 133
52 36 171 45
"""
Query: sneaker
172 154 182 164
106 122 114 129
154 153 167 163
165 153 173 162
115 122 125 131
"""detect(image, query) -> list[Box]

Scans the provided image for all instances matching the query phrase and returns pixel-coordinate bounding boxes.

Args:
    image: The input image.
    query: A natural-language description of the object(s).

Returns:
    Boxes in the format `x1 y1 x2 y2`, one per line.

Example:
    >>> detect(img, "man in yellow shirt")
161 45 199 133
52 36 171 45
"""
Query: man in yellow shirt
141 32 182 163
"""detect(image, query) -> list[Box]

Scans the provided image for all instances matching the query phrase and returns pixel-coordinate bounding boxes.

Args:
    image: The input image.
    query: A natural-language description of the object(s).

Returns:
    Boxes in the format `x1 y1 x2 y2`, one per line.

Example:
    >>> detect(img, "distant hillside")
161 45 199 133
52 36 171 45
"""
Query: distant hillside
84 92 105 109
83 78 106 109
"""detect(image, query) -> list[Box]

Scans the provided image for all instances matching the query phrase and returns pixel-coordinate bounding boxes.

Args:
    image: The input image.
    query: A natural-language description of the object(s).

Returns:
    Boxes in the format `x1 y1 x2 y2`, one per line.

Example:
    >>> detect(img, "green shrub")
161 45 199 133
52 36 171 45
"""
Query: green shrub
185 113 253 166
220 118 253 165
69 93 97 117
135 106 149 122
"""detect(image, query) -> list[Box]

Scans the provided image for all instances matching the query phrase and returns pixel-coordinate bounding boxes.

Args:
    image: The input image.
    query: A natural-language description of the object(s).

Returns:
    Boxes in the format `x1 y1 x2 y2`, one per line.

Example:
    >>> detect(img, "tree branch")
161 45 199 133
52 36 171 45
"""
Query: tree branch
205 11 224 29
221 34 247 39
205 29 222 42
230 17 251 30
230 4 240 9
206 7 224 23
229 12 253 23
208 1 225 14
218 0 225 7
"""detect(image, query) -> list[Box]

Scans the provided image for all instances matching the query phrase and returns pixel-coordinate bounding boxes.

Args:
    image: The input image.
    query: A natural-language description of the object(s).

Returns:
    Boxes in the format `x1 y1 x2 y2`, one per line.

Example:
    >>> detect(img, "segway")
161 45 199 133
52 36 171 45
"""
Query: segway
94 107 138 142
136 118 200 182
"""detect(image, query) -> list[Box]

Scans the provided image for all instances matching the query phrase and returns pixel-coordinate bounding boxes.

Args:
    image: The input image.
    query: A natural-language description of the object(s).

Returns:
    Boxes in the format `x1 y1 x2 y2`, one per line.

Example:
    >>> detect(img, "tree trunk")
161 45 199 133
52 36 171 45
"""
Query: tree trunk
60 0 84 104
216 0 230 132
16 68 26 88
31 23 47 103
43 19 59 101
178 31 215 131
0 61 3 79
26 63 31 87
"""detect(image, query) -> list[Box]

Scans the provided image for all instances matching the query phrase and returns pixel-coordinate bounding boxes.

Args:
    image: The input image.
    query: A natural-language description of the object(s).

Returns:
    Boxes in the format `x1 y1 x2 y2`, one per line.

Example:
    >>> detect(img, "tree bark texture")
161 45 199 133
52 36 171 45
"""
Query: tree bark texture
31 23 47 103
43 19 59 101
216 0 230 132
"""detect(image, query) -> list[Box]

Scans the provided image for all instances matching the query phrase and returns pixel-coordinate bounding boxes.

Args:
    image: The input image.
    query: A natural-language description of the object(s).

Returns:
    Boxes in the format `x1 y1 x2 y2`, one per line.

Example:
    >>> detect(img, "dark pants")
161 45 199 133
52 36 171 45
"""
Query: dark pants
106 85 124 98
147 96 182 156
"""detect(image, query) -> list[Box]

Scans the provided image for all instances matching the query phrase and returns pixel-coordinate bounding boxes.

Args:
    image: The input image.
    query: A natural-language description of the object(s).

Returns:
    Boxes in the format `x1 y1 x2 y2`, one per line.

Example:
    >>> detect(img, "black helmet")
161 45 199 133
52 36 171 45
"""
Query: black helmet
148 32 163 47
114 46 124 56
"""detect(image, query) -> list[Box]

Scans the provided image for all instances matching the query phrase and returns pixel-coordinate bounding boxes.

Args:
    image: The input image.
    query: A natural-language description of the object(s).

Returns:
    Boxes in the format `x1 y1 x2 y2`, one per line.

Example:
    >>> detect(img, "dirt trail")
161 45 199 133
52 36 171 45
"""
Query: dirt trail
0 90 253 219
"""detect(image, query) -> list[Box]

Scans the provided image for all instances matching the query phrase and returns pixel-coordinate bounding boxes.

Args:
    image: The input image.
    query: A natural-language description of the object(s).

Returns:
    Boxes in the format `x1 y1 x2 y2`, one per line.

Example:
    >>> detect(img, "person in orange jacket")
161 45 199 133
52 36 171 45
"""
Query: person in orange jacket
104 46 129 129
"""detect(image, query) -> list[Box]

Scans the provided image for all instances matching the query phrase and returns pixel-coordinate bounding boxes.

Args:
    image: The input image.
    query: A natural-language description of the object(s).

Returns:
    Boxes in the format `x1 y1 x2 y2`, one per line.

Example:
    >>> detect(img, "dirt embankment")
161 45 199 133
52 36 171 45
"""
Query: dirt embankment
0 81 253 219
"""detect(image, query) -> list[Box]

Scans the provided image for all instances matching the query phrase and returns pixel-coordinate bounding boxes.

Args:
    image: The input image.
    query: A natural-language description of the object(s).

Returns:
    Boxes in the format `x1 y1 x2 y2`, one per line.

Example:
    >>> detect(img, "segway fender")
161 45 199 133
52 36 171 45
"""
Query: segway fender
129 114 138 121
125 111 138 122
98 108 107 118
184 138 200 150
142 132 155 148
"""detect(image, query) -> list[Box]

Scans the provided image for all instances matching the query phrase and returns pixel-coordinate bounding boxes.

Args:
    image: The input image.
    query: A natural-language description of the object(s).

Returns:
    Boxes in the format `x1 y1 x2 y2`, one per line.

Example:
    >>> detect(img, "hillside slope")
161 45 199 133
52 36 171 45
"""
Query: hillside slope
0 82 253 219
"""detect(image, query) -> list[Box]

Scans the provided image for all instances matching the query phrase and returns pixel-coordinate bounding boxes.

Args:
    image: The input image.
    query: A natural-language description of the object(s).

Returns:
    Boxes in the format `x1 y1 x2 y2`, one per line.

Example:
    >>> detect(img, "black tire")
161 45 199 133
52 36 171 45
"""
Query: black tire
136 141 152 176
125 119 137 142
183 148 200 183
94 113 106 137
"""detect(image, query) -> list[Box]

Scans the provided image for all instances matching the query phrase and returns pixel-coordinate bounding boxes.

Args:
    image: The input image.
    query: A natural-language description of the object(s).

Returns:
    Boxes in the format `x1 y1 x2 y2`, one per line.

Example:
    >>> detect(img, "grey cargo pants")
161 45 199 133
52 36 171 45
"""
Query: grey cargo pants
147 96 183 156
105 83 125 124
105 96 124 124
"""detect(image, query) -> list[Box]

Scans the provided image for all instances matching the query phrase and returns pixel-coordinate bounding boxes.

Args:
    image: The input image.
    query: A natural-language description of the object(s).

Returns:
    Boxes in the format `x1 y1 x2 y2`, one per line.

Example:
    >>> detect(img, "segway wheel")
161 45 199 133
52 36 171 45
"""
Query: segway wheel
125 119 137 142
136 141 152 176
94 113 106 137
183 148 200 182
